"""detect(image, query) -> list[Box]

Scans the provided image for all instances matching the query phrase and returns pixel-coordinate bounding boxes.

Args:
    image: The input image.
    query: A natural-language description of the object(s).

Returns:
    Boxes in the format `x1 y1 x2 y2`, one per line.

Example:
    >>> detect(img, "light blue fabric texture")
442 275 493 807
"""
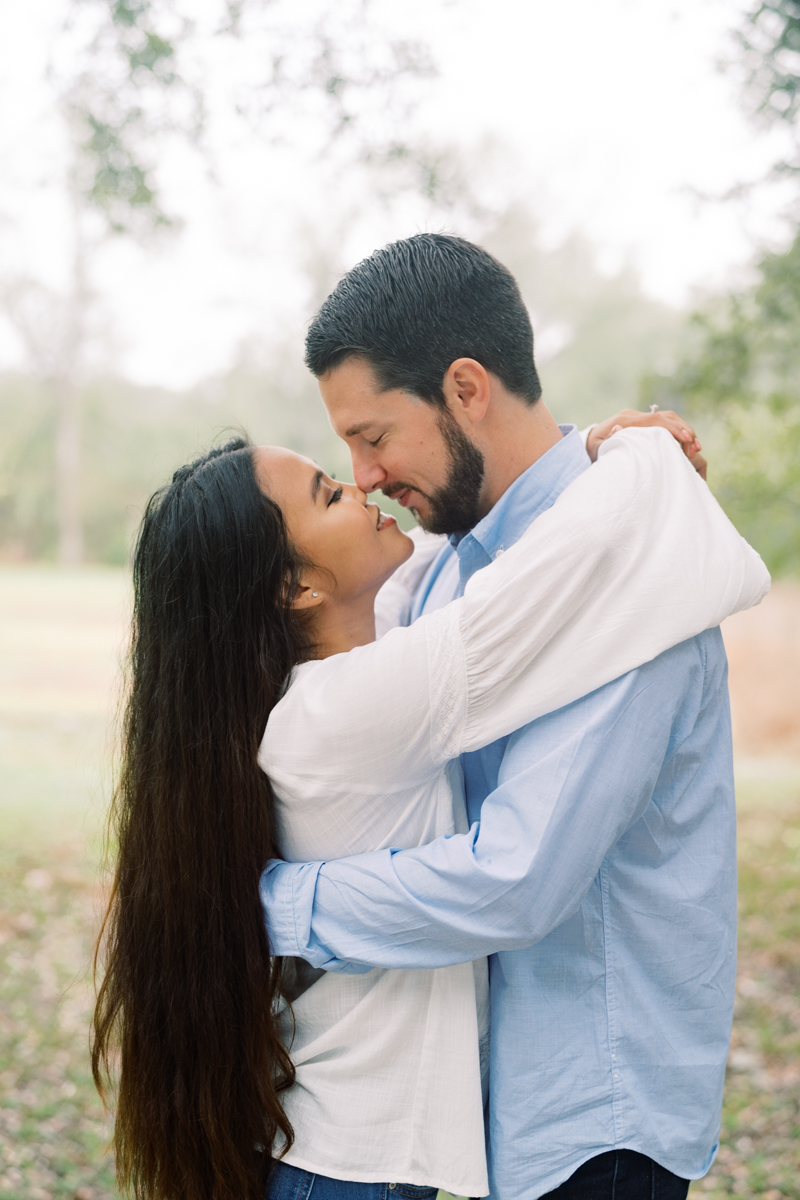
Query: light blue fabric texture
260 426 736 1199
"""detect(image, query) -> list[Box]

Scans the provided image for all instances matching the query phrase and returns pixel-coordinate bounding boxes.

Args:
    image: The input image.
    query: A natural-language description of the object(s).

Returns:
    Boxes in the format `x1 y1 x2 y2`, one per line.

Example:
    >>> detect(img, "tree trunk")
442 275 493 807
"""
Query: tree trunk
55 375 83 566
56 170 90 568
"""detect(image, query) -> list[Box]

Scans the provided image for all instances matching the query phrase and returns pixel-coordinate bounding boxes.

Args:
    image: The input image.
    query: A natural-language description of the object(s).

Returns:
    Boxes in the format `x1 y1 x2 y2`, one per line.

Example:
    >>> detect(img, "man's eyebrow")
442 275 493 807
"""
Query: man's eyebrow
344 421 375 438
310 469 323 502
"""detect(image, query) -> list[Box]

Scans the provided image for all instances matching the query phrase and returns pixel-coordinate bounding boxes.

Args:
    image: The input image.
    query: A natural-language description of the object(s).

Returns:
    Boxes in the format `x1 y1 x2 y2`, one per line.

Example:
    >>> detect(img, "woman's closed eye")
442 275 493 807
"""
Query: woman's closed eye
327 486 343 507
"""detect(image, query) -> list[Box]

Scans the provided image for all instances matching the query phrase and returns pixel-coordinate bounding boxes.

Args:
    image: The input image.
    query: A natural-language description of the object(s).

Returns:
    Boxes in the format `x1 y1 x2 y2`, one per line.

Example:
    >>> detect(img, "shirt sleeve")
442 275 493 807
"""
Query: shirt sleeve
260 639 709 967
457 426 768 750
261 429 768 795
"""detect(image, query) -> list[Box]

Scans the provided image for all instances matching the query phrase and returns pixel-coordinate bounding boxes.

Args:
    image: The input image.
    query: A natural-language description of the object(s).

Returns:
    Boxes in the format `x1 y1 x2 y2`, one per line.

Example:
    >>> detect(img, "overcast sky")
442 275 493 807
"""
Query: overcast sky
0 0 793 388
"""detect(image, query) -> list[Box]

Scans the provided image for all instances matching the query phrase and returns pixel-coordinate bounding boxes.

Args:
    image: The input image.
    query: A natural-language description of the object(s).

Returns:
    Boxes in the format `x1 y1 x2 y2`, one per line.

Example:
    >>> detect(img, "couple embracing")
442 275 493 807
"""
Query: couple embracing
93 235 769 1200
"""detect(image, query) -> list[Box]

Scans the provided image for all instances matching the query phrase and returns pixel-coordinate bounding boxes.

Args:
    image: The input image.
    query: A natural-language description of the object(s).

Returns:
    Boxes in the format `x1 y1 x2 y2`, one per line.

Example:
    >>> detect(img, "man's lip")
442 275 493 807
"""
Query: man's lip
391 488 412 507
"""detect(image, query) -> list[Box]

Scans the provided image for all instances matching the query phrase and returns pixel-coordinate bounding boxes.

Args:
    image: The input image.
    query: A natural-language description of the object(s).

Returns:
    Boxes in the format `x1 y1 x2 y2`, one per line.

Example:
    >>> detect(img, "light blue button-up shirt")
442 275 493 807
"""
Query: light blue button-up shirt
261 427 736 1198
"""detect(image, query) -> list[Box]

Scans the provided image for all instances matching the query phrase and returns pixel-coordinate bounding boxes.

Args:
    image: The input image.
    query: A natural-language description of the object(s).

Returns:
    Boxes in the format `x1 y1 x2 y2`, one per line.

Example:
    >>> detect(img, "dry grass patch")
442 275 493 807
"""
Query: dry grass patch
0 848 115 1199
692 764 800 1198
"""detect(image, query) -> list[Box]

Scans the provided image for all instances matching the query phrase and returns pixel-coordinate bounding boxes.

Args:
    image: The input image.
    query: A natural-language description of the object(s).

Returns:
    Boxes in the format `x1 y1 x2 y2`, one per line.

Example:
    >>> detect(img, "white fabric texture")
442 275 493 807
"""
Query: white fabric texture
373 526 445 639
258 427 769 1196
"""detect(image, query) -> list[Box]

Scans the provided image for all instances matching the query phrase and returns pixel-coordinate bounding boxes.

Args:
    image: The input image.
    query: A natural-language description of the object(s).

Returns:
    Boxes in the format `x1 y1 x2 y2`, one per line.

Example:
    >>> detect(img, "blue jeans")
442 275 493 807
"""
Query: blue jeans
543 1150 690 1199
265 1160 439 1200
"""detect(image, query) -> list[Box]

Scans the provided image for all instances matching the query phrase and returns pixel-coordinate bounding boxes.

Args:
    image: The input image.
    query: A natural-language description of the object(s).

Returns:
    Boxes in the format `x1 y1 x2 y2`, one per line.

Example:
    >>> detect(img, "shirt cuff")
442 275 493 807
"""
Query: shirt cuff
260 859 309 958
260 859 374 973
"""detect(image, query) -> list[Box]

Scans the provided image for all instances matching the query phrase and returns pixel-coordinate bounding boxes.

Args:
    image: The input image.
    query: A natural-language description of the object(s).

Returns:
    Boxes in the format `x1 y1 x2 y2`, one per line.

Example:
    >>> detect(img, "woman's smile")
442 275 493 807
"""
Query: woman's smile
368 502 397 532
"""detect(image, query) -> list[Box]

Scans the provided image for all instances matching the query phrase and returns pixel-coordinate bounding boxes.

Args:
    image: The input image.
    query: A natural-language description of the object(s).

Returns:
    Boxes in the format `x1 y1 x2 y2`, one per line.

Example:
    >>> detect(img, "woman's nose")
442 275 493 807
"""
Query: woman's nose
344 481 368 504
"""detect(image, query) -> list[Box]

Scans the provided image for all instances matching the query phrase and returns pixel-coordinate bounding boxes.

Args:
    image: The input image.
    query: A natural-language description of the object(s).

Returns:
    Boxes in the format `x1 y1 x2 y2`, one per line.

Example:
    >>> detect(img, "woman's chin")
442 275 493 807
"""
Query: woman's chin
394 527 415 564
371 527 414 589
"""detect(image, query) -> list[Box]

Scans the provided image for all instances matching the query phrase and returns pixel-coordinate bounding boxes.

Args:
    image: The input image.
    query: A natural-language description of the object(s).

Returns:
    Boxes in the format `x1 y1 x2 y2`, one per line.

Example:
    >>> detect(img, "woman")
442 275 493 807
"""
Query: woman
92 428 767 1200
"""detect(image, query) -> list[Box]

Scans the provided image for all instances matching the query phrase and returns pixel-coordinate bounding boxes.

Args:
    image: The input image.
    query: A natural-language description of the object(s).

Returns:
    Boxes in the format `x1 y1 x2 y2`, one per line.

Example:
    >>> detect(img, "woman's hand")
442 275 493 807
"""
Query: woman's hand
586 409 707 480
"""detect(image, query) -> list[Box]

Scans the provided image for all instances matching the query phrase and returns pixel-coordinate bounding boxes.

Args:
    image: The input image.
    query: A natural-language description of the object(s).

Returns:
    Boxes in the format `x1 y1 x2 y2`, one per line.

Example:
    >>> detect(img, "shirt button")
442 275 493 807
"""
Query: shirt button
494 547 505 559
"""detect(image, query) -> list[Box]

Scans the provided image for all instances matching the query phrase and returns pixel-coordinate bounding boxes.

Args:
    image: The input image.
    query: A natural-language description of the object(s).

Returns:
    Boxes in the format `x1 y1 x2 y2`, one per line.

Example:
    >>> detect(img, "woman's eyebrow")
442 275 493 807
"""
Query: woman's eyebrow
310 469 324 502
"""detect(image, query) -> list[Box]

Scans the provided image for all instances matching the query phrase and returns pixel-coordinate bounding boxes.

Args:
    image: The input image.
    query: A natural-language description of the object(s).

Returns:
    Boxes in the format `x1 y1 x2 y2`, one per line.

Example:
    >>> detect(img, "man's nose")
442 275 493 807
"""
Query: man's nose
350 448 386 495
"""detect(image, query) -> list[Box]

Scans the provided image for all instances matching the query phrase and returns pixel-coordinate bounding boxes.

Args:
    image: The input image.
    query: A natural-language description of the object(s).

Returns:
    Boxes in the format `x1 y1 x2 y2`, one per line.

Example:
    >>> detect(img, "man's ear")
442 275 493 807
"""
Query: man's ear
442 358 491 426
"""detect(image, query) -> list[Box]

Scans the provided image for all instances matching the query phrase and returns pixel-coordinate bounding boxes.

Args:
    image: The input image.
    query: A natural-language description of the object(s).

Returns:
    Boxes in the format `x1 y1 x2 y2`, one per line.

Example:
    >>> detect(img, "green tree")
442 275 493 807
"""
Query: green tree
1 0 448 565
484 205 681 429
736 0 800 179
0 349 355 566
646 234 800 576
636 0 800 577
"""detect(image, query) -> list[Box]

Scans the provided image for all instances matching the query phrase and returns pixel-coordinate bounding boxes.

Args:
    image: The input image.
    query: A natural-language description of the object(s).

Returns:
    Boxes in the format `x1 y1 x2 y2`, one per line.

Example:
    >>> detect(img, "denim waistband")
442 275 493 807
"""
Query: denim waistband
265 1159 439 1200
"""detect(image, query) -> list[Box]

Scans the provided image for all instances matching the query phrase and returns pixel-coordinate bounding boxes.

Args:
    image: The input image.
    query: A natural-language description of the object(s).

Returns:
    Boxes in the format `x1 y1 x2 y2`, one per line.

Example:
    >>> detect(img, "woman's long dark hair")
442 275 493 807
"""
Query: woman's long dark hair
92 438 311 1200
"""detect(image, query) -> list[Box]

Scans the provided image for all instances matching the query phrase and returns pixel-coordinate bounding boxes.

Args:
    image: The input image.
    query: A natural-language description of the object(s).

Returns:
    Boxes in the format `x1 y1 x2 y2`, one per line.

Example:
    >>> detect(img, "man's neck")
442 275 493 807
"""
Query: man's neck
475 397 563 519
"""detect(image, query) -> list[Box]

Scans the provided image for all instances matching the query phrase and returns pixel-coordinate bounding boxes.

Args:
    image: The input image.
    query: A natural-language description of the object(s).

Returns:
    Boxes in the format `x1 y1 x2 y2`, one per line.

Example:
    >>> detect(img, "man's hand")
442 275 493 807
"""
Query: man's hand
586 409 707 480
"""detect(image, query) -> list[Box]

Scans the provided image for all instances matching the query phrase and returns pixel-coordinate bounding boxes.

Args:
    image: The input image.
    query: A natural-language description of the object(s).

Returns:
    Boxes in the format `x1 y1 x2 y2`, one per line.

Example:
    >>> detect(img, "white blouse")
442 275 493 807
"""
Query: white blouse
258 428 769 1197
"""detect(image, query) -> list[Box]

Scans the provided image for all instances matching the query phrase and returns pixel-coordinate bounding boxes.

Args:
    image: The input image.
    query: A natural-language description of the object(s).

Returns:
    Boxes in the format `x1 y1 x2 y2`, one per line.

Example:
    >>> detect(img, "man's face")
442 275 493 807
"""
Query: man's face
319 357 485 535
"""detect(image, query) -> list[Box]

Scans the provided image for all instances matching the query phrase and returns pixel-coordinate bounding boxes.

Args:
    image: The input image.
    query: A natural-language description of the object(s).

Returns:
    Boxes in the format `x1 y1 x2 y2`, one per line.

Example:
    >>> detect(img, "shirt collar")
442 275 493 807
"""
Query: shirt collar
452 425 589 569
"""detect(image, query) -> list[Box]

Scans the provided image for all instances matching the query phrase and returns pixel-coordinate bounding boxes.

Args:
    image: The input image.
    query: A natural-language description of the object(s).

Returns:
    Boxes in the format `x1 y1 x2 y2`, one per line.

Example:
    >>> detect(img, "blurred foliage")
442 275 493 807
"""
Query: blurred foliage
64 0 183 236
485 205 682 430
0 350 356 565
0 377 58 561
641 0 800 579
66 0 441 236
4 206 799 575
0 209 688 565
645 234 800 577
737 0 800 176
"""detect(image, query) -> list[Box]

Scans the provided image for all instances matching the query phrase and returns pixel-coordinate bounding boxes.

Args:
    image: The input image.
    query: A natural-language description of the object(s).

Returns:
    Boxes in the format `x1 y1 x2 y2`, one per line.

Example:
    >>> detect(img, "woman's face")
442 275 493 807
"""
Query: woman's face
252 446 414 603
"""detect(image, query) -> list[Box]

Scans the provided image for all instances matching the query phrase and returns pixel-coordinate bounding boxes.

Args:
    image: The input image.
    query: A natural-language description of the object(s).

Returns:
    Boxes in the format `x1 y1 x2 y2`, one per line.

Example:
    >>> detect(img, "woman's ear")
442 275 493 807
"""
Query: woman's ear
290 582 326 612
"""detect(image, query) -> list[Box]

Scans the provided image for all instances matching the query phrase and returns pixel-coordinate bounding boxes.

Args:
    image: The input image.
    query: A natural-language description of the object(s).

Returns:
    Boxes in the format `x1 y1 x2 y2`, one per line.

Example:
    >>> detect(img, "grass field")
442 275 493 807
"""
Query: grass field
1 568 799 1200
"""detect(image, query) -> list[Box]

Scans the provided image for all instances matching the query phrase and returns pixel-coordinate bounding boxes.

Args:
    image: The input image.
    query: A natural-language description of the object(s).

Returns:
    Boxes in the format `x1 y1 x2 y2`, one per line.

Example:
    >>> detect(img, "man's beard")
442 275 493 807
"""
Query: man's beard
384 410 485 537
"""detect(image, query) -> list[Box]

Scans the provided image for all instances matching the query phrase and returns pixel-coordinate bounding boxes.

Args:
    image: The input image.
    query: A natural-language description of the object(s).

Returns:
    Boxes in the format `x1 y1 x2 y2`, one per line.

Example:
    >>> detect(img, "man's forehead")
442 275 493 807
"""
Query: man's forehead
322 382 396 434
321 355 381 396
323 393 388 437
320 360 428 437
337 397 425 439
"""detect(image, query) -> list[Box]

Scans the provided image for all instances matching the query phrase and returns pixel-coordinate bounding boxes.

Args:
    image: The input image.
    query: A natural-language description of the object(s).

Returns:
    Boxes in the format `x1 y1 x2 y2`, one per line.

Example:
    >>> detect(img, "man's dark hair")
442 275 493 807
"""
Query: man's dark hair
305 233 542 406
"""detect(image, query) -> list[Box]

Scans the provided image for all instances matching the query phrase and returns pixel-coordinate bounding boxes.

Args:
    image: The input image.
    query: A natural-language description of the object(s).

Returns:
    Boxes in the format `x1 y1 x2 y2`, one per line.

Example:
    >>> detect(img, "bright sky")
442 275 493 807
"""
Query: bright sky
0 0 793 388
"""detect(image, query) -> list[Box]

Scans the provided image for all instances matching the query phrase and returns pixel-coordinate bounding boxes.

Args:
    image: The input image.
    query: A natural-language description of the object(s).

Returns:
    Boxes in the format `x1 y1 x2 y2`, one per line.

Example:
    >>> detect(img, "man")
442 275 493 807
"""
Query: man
262 234 731 1199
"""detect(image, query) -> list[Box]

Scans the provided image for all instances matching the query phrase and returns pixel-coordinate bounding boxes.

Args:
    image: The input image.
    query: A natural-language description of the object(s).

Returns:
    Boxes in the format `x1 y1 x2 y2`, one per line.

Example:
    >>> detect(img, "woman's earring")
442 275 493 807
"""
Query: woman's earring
312 592 319 598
